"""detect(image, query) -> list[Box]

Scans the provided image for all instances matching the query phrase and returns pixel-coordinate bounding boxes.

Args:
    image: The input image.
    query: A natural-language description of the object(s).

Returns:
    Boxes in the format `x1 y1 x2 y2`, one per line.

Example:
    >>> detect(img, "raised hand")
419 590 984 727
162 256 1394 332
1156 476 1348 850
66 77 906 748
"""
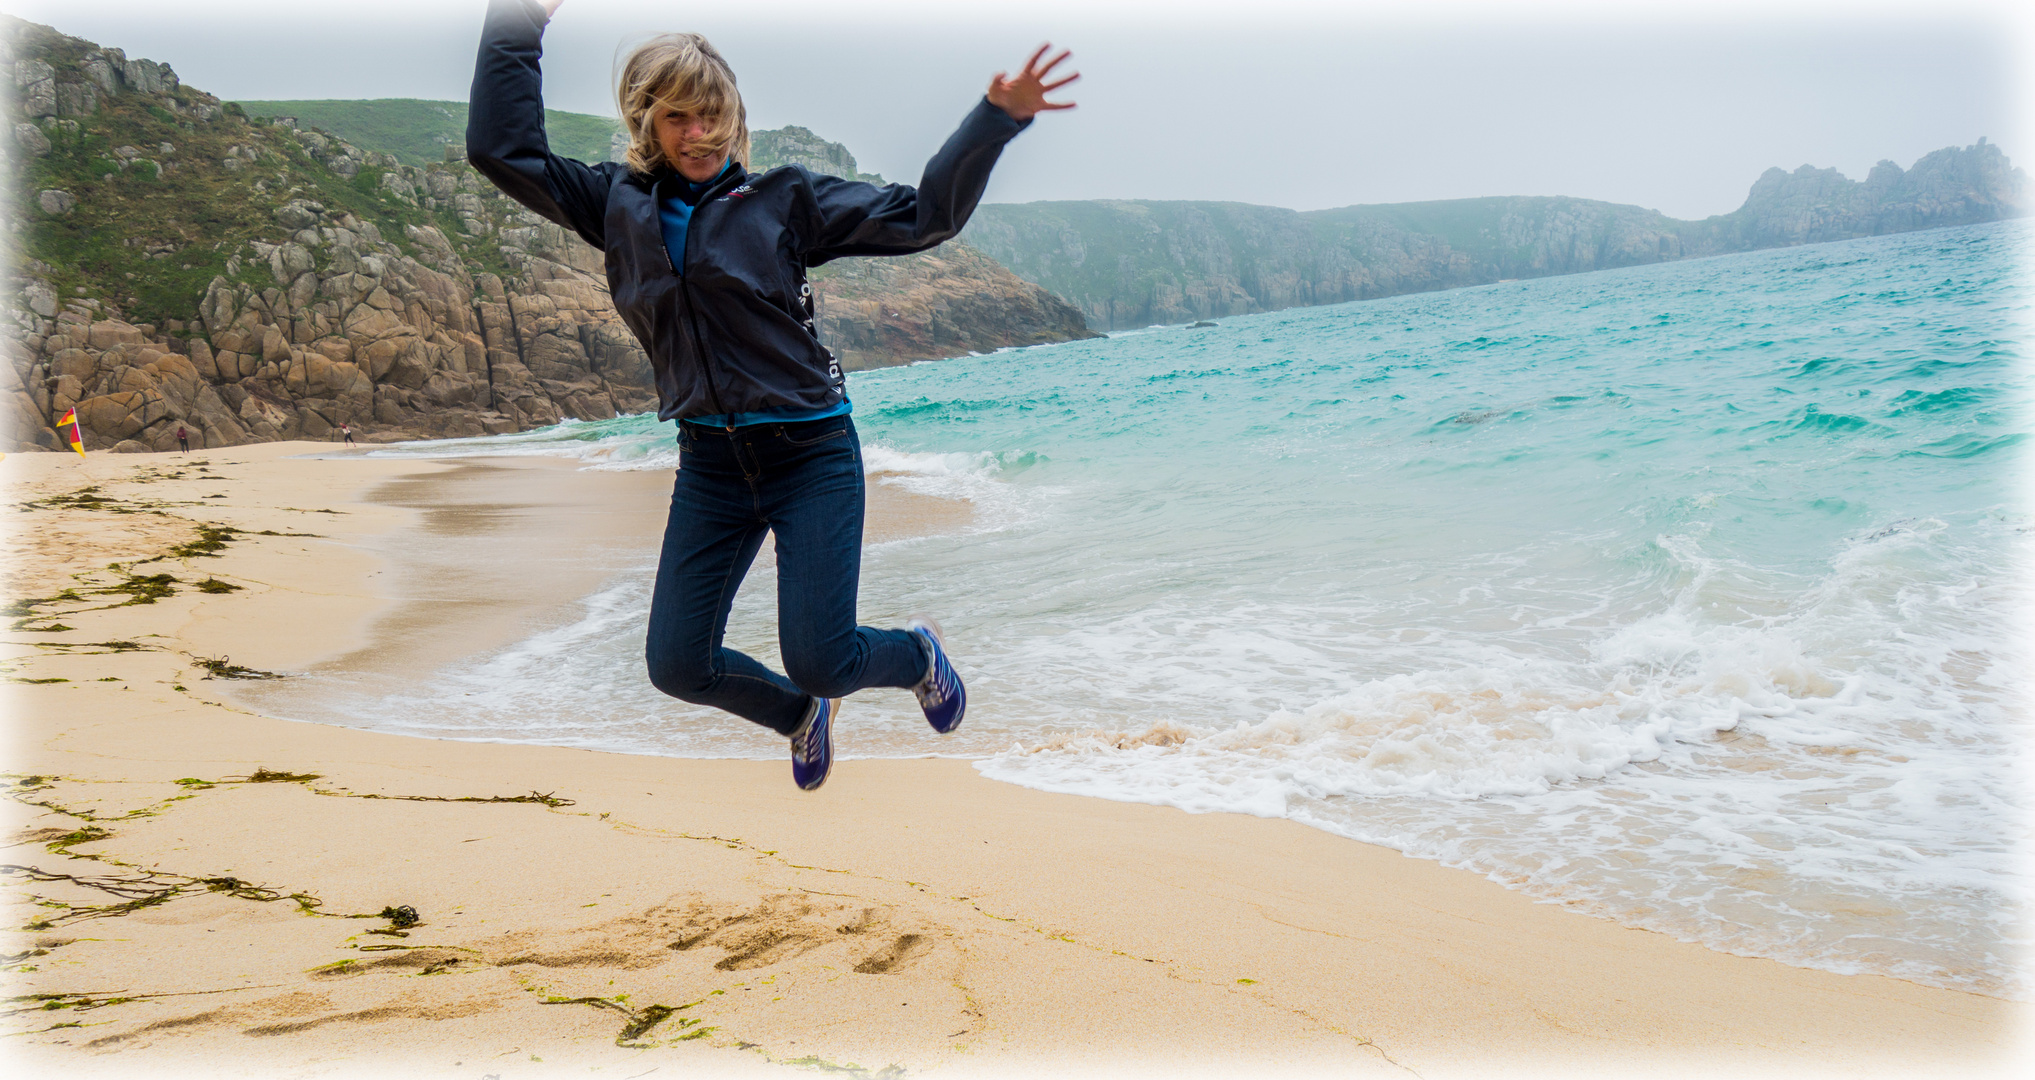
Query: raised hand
538 0 567 15
988 45 1079 122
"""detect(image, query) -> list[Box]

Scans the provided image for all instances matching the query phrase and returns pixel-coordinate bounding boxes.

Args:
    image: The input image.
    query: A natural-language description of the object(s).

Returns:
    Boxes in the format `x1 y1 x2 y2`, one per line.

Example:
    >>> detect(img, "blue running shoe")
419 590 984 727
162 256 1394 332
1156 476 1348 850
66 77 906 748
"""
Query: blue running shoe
790 696 837 791
906 615 966 734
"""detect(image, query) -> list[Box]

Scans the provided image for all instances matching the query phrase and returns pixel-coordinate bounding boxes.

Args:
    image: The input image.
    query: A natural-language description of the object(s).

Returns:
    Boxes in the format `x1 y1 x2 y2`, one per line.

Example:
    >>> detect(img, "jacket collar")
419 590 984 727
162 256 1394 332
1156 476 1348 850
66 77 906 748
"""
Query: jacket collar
634 158 748 202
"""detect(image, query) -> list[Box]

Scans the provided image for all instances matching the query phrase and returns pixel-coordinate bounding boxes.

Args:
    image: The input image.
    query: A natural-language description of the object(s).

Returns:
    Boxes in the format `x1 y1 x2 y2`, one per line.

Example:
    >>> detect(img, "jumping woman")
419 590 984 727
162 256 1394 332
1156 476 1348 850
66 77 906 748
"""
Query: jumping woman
467 0 1076 790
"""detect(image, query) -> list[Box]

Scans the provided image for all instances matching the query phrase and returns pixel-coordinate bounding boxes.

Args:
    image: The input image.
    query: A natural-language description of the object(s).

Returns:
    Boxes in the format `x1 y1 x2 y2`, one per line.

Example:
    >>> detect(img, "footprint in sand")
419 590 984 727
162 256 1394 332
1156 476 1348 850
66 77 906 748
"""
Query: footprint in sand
665 892 938 974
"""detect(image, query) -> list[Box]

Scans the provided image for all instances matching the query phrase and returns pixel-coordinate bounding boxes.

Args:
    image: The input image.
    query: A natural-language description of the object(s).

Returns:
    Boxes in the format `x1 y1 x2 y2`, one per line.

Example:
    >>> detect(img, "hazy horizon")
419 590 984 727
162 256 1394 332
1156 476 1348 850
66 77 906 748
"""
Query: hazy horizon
4 0 2027 218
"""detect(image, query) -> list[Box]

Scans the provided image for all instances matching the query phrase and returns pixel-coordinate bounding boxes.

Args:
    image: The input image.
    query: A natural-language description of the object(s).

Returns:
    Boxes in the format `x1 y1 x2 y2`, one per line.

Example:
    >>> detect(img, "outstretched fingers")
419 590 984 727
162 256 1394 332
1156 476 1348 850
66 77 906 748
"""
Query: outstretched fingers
1029 47 1074 81
1038 59 1079 112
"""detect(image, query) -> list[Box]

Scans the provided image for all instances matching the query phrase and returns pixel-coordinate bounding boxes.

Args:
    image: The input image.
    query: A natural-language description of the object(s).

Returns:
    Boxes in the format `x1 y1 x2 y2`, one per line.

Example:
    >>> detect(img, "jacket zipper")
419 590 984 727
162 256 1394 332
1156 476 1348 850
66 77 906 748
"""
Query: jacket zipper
663 242 730 430
661 170 747 431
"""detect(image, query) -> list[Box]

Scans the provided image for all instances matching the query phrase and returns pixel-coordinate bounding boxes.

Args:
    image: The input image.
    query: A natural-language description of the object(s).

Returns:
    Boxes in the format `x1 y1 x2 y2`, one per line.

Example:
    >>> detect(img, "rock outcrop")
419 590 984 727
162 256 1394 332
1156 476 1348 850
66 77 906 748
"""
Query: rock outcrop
966 143 2030 330
7 217 658 452
815 242 1097 370
751 125 887 184
2 17 1094 452
1677 141 2027 250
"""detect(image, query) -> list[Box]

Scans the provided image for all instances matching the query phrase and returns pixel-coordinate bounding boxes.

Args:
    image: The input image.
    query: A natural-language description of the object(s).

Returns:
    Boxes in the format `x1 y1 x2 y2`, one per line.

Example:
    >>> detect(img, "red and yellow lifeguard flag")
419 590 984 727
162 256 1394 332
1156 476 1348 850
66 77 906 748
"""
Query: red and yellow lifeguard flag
56 408 85 457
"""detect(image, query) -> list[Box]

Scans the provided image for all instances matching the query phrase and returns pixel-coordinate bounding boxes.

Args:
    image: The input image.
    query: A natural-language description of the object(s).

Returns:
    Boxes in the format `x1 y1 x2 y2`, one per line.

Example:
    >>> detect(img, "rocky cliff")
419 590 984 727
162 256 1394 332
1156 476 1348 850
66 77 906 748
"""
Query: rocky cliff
2 18 1093 453
966 144 2029 330
219 100 1095 371
1677 141 2026 251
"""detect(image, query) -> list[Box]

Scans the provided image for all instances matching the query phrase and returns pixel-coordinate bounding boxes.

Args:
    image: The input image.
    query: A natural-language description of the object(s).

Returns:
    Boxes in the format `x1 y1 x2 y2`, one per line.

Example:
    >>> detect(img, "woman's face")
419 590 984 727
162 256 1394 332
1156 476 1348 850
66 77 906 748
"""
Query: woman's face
655 110 729 182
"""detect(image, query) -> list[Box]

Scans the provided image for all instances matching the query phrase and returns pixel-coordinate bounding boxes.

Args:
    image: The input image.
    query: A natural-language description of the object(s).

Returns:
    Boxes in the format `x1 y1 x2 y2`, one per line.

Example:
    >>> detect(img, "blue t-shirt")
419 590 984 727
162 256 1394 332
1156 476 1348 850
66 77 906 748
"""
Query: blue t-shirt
655 160 732 271
661 161 850 429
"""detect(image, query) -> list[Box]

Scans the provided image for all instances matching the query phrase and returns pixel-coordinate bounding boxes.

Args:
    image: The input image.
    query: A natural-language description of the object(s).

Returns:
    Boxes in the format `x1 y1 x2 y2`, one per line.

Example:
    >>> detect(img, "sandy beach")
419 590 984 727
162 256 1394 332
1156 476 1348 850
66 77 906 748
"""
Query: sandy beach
0 443 2022 1080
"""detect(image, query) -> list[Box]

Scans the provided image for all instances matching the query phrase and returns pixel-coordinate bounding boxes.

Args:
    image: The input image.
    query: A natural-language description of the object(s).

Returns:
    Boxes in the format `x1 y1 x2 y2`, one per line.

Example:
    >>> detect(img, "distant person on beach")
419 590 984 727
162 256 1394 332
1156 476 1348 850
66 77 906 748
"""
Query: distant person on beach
340 422 355 446
175 424 188 453
467 0 1075 790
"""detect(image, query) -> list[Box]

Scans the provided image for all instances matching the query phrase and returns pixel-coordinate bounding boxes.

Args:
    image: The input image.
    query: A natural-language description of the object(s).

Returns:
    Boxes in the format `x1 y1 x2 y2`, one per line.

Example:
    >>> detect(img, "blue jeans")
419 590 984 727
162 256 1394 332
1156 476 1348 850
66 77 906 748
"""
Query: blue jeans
645 415 928 735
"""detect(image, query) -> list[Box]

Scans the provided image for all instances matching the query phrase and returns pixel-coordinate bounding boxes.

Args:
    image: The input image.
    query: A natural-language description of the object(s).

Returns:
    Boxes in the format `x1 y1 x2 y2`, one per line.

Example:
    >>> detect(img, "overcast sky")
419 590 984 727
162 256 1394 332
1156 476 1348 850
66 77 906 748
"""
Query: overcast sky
6 0 2028 219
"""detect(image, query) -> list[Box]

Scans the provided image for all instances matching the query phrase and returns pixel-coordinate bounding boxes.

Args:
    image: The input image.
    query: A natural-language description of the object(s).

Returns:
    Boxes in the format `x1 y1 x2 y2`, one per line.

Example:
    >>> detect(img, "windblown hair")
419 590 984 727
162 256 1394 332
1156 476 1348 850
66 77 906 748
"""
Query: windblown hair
615 32 750 175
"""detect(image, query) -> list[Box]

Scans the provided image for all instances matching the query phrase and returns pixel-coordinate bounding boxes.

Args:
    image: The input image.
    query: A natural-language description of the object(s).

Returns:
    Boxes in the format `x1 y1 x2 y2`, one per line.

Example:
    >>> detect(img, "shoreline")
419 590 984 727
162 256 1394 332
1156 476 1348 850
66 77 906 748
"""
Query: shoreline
2 444 2023 1078
227 445 982 752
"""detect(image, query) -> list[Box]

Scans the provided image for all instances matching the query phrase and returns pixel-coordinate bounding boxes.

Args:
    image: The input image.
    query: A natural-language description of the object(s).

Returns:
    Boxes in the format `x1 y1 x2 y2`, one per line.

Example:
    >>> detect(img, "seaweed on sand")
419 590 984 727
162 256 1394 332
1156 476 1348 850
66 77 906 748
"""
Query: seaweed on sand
193 656 280 680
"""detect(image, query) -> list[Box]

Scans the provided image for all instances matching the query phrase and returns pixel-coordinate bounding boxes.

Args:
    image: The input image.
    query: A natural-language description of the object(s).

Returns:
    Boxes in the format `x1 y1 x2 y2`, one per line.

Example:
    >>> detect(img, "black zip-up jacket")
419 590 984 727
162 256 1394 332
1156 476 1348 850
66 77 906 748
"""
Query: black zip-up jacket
466 0 1031 423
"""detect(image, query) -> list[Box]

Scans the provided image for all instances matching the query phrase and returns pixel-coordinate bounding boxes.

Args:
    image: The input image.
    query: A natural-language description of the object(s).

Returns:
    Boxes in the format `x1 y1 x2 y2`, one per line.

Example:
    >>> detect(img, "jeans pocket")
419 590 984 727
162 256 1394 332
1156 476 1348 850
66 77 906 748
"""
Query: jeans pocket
779 419 849 447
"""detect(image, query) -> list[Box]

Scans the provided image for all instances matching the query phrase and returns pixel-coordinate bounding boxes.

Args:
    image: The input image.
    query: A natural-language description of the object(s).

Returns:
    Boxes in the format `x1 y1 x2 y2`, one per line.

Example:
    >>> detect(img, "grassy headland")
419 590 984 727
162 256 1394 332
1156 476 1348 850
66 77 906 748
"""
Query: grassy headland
234 98 621 167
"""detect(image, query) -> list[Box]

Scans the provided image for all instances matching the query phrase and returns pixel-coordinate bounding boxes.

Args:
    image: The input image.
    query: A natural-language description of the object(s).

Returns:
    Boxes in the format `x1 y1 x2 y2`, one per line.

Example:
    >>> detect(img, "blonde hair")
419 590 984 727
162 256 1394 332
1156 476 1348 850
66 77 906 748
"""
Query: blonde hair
616 33 750 175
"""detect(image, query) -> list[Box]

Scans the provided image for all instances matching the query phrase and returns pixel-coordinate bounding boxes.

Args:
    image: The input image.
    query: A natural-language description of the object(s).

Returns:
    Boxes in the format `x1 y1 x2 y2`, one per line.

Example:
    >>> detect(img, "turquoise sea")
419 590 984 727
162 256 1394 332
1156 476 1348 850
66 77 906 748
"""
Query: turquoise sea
296 221 2027 996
